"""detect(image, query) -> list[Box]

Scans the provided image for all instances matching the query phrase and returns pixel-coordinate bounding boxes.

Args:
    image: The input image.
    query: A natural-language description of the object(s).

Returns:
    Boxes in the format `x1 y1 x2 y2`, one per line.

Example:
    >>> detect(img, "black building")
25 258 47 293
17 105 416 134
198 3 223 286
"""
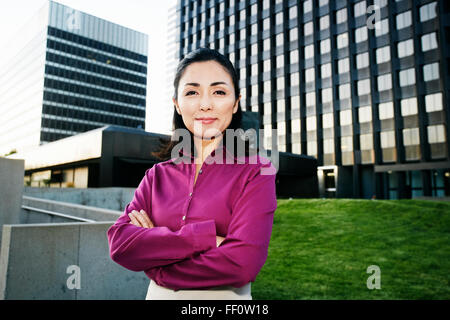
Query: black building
171 0 450 199
42 26 148 142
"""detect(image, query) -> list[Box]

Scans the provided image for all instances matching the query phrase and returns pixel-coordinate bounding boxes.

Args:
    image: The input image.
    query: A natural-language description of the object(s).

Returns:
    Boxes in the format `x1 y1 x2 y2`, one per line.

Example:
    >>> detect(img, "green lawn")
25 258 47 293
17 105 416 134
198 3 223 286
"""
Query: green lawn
252 198 450 300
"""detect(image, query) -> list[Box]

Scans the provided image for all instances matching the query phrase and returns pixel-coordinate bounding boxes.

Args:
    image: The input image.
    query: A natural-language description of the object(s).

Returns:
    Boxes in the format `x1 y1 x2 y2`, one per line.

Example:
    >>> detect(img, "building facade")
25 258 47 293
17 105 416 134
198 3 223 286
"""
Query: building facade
166 3 181 112
0 1 148 156
171 0 450 199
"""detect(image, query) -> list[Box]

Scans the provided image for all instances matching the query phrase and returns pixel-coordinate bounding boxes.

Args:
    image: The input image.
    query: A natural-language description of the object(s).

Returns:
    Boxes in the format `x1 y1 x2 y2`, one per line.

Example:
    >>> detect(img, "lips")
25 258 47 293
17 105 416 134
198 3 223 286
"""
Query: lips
195 117 217 124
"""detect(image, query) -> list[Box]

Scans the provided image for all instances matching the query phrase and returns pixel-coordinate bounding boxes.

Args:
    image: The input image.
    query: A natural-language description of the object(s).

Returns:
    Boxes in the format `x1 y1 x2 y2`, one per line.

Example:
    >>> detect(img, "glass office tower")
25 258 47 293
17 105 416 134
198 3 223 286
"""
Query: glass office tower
164 3 181 119
171 0 450 199
0 1 148 155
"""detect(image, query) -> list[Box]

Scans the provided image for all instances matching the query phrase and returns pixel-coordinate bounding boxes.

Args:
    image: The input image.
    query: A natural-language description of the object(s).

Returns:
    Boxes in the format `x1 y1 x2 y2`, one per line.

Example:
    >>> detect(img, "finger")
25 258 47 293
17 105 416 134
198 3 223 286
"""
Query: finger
133 210 150 228
134 211 150 228
137 209 153 228
140 210 154 228
216 236 225 247
128 211 142 227
129 212 142 227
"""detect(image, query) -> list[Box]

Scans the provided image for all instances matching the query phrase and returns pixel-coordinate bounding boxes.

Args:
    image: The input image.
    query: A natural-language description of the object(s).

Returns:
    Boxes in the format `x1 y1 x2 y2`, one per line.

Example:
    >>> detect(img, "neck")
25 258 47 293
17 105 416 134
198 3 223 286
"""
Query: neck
193 134 223 163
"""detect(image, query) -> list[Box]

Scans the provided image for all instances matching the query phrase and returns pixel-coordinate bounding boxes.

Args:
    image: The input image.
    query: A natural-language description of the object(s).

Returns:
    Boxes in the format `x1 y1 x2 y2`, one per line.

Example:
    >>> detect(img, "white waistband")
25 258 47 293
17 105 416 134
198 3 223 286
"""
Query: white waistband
145 280 252 300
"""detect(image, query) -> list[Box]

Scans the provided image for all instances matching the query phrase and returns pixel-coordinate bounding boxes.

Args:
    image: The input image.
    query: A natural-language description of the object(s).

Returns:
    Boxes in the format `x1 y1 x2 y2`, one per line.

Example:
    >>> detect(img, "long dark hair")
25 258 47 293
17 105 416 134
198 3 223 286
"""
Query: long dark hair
152 47 254 161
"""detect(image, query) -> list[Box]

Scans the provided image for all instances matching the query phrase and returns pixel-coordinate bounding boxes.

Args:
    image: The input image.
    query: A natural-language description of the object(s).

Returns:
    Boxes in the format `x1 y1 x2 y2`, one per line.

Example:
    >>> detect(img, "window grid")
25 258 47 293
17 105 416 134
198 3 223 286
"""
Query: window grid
176 0 448 167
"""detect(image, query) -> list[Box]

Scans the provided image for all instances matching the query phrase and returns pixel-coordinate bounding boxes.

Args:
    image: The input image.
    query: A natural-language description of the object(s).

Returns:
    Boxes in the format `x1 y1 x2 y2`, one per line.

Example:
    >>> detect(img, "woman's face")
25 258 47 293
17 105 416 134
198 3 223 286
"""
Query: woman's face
173 60 240 140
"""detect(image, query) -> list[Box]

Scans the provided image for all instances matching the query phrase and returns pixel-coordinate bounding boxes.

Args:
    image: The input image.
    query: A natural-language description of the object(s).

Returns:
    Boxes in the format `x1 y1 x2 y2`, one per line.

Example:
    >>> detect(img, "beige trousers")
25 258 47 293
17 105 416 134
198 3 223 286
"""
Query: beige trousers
145 280 252 300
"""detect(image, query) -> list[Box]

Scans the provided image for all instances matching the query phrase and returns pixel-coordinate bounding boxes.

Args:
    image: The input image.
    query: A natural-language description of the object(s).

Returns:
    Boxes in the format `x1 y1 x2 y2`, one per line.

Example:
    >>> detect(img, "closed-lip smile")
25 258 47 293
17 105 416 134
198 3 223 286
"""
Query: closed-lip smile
195 117 217 124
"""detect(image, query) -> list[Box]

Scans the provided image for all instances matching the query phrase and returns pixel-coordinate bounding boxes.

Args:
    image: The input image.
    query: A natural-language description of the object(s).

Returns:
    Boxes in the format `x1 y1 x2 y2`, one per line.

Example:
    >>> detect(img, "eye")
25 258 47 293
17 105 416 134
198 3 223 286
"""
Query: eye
185 91 197 96
215 90 226 95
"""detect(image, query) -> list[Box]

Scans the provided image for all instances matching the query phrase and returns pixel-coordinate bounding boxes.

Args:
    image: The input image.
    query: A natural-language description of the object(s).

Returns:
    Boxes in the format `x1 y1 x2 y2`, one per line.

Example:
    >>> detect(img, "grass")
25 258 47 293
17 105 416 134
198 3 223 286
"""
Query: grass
252 198 450 300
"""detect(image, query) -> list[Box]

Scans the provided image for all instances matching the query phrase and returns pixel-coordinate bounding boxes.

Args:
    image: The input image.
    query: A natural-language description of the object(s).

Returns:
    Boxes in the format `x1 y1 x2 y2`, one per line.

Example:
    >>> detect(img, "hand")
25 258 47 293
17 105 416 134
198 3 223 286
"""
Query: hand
216 236 225 247
128 209 154 228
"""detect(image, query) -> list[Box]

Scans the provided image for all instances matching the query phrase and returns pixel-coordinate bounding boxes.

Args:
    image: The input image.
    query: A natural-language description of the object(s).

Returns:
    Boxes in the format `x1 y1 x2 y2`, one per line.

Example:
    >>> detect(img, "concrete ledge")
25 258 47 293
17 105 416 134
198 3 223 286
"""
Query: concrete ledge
22 205 96 223
0 222 149 300
23 187 135 211
22 196 122 223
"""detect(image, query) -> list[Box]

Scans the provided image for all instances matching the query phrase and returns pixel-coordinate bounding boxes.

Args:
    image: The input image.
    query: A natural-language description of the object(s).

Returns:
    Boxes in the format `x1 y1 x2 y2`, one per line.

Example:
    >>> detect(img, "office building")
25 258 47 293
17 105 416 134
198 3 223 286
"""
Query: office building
0 1 148 156
165 3 181 112
170 0 450 199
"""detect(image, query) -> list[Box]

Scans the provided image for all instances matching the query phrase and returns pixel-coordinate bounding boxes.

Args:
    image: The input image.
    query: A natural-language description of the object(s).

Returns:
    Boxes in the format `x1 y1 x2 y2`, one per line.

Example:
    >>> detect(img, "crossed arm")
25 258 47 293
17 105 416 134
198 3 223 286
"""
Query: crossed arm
127 209 225 248
107 167 220 272
107 161 277 290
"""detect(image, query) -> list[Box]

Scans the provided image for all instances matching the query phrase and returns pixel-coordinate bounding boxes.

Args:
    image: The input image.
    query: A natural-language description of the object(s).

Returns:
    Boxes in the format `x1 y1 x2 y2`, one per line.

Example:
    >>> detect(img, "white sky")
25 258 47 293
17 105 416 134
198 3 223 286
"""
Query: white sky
0 0 176 135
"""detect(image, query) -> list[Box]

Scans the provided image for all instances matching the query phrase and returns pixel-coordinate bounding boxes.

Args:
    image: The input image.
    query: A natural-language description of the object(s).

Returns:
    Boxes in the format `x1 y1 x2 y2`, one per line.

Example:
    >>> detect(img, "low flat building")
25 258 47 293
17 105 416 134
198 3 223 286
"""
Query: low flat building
7 125 319 198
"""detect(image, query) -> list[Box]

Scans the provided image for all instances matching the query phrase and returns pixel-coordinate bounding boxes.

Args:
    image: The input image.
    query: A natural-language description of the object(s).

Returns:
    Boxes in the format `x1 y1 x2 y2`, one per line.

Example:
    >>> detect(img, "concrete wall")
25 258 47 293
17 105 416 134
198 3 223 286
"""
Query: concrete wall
0 158 24 247
23 187 135 211
0 222 150 300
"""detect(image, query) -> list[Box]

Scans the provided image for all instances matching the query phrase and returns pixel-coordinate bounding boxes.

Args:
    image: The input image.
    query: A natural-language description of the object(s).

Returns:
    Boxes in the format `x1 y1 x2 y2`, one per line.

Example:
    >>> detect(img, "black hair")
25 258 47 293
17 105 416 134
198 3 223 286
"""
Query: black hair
152 47 254 161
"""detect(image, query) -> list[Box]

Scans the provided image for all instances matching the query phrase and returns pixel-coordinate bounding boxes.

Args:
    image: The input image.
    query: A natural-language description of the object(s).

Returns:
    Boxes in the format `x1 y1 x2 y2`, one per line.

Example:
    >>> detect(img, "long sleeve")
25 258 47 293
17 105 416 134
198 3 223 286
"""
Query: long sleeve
145 160 277 290
107 165 217 272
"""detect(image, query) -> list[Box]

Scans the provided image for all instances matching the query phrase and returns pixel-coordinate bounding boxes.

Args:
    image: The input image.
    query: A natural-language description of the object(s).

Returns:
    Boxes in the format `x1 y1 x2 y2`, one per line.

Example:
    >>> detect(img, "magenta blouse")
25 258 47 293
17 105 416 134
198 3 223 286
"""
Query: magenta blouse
107 144 277 291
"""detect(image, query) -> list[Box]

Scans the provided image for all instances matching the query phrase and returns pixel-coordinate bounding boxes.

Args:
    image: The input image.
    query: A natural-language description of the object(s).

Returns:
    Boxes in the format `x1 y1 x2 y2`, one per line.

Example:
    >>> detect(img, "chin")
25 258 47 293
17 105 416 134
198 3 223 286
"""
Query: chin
193 127 223 138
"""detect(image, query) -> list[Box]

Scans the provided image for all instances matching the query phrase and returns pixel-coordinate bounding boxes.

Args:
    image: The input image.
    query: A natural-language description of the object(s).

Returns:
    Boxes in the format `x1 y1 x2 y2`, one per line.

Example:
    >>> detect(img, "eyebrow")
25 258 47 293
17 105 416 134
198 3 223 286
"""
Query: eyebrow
184 81 229 87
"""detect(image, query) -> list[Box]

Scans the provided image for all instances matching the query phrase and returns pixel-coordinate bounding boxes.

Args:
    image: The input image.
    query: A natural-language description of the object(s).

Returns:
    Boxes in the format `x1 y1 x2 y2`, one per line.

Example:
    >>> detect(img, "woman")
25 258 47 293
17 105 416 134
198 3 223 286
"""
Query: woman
107 48 277 300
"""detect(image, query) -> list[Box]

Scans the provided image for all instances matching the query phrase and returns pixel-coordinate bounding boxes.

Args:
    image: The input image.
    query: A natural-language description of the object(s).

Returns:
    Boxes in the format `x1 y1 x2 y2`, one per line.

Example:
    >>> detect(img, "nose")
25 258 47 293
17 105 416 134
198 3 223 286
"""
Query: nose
199 95 212 111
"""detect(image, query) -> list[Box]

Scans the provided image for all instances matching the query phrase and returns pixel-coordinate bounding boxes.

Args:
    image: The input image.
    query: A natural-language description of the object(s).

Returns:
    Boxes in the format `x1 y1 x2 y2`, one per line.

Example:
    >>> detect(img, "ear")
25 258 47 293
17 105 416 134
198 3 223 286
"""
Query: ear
232 94 241 114
173 98 181 115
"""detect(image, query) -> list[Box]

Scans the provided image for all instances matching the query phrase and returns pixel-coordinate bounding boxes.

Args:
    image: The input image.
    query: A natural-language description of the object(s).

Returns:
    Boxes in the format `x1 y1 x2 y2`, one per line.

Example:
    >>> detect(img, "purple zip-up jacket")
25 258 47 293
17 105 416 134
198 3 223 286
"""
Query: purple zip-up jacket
107 144 277 291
